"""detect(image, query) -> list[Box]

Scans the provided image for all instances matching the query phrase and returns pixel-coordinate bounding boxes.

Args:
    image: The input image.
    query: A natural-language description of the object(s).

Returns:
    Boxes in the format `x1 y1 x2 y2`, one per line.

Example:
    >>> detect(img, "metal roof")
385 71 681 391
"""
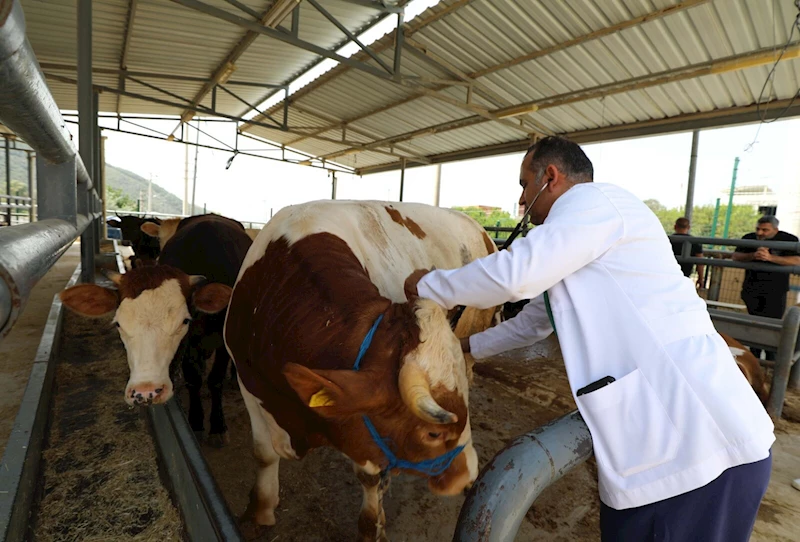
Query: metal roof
15 0 800 174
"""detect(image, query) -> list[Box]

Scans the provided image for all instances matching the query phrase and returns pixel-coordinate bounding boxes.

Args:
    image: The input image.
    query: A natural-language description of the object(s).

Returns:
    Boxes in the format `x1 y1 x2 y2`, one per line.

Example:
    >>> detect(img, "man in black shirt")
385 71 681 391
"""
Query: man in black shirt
733 215 800 359
670 217 705 288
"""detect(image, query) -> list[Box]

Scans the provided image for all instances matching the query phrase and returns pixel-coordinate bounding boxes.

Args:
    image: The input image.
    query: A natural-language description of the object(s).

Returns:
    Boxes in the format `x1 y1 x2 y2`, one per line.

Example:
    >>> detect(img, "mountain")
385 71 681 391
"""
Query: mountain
1 150 204 215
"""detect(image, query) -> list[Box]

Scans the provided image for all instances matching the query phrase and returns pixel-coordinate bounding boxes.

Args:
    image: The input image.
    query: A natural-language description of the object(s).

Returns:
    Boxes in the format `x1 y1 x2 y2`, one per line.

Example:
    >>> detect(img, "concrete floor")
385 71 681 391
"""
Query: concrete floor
0 241 81 453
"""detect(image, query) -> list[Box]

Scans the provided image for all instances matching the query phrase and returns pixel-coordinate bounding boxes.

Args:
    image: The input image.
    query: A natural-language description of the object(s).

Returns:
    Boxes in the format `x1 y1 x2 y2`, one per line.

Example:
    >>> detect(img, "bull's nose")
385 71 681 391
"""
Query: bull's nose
129 385 166 405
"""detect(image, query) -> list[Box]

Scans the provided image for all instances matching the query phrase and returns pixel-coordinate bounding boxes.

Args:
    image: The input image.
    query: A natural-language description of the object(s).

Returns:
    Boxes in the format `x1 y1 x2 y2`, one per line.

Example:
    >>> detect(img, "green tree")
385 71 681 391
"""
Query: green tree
647 200 761 244
107 186 138 211
452 206 518 239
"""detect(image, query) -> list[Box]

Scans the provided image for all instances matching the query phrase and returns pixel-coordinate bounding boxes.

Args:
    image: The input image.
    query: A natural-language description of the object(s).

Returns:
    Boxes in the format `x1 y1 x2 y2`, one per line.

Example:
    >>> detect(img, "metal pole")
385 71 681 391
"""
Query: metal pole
183 142 189 215
92 91 101 252
78 0 95 284
331 171 337 200
100 135 106 237
433 163 441 207
684 129 699 222
26 151 34 222
399 158 405 202
767 306 800 418
4 137 10 226
191 121 199 215
722 156 739 239
710 198 721 238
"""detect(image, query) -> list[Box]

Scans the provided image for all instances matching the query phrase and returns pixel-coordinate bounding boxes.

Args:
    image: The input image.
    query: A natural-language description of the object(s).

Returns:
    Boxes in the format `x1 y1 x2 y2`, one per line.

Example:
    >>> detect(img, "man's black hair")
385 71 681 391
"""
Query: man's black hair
525 136 593 183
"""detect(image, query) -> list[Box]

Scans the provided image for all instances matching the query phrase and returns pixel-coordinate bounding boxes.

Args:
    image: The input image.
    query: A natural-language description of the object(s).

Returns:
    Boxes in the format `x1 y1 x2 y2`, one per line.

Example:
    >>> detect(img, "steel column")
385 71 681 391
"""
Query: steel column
722 157 739 239
331 171 337 200
433 163 441 207
684 130 699 222
92 91 101 251
78 0 95 284
4 137 9 226
26 151 34 222
399 158 405 201
453 411 593 541
393 12 404 77
767 306 800 418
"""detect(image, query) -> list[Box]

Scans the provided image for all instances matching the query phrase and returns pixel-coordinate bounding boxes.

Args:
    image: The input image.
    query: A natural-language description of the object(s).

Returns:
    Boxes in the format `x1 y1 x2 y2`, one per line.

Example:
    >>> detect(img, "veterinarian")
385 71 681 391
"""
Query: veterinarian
406 136 774 541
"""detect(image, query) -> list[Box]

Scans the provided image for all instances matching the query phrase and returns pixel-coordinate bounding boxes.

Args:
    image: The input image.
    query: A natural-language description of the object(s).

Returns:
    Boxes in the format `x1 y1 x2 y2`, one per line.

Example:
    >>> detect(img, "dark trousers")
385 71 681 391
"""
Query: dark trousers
742 290 786 361
600 451 772 542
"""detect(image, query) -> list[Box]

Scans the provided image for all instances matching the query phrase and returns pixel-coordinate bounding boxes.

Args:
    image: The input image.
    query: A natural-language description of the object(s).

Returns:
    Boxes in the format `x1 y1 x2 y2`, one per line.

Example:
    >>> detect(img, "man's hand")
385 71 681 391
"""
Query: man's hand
754 247 773 262
404 268 430 300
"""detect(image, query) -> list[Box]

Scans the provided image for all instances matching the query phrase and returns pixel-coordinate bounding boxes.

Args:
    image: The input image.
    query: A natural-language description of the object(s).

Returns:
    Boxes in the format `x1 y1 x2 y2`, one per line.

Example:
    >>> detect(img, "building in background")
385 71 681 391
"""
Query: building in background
724 185 778 216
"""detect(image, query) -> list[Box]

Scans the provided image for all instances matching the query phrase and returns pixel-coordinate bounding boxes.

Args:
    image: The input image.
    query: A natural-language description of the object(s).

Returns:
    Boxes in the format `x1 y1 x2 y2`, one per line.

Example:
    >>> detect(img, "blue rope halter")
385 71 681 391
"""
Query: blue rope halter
353 314 466 477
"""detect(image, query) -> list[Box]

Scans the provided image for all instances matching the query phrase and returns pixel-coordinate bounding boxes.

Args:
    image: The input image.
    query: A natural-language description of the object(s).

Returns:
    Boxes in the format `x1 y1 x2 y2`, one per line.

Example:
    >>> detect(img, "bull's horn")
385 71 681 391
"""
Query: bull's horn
398 362 458 425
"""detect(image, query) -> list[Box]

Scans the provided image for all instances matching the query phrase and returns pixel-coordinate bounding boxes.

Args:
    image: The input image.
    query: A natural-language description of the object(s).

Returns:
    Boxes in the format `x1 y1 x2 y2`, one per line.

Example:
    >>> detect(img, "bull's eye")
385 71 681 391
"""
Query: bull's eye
183 318 192 325
428 432 441 439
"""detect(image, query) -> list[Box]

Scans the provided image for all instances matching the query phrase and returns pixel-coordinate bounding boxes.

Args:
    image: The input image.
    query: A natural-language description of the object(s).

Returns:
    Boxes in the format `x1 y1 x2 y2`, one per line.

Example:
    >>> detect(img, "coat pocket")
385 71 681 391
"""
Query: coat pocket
577 368 680 478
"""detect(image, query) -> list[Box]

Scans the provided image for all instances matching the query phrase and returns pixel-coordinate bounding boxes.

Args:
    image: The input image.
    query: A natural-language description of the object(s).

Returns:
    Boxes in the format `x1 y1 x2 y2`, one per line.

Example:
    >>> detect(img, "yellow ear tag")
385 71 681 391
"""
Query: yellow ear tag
309 389 336 408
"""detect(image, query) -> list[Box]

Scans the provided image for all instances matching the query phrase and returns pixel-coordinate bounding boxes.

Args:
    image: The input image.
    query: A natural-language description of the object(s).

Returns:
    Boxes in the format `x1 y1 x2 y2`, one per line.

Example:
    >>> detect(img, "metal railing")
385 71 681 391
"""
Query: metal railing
0 0 101 340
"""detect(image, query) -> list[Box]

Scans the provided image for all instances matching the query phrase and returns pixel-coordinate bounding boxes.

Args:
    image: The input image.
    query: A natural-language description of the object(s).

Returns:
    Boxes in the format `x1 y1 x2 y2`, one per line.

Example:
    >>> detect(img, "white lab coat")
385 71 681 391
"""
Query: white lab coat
418 182 775 510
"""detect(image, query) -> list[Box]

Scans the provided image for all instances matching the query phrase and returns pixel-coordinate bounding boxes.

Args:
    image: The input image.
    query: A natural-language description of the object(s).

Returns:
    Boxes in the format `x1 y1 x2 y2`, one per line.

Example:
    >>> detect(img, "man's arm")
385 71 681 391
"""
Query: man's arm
760 253 800 266
732 251 755 262
416 188 625 310
467 294 554 359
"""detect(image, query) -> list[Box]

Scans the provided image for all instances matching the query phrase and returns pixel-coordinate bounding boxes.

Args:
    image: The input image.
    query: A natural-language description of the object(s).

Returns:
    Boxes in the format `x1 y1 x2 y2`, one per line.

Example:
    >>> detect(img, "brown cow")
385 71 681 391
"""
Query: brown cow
719 332 769 405
223 200 500 540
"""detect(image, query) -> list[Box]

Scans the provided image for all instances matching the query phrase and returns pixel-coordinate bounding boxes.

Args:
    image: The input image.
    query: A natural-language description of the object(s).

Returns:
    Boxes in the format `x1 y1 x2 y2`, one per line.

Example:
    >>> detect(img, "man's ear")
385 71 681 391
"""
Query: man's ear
60 284 120 316
283 363 385 418
192 283 232 314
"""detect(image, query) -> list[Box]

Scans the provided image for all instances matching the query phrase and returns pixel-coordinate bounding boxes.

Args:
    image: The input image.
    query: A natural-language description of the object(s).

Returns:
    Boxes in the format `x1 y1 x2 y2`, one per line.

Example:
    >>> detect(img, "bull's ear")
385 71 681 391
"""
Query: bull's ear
192 283 232 314
59 284 119 316
283 363 385 417
106 218 121 227
140 221 161 238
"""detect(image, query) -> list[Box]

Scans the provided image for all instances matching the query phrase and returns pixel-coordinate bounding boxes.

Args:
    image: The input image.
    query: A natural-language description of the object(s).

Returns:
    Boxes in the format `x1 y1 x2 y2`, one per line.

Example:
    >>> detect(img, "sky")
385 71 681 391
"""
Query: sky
67 114 800 228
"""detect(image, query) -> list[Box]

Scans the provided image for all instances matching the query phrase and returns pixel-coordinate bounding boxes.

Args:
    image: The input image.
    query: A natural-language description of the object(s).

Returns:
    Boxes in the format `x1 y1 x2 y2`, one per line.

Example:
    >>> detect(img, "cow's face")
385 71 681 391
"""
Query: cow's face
59 267 232 406
284 299 476 495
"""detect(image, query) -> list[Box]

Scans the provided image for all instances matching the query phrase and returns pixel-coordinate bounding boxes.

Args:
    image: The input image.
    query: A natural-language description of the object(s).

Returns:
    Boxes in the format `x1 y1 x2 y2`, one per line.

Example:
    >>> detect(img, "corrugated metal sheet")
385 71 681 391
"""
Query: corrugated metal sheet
247 0 800 171
15 0 800 172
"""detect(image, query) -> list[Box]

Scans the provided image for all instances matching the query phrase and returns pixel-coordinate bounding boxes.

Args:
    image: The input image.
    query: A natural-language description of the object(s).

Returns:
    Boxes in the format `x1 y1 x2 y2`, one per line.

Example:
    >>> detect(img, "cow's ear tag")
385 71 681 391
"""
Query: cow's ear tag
309 389 336 408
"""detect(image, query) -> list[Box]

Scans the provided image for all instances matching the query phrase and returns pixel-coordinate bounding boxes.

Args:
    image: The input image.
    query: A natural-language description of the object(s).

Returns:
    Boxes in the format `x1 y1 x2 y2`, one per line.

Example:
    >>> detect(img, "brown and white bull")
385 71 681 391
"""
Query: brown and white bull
223 200 500 540
720 332 770 405
60 214 252 446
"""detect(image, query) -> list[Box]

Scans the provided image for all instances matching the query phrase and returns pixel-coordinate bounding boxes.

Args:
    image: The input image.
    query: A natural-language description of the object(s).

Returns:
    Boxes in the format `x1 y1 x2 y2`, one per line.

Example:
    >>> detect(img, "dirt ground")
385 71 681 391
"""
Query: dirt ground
0 242 80 453
181 334 800 542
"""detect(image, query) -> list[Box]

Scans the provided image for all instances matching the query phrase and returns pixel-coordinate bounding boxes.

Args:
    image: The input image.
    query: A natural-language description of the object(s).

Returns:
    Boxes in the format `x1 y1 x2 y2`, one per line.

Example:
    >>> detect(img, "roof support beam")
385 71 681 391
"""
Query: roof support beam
287 0 709 146
39 62 284 88
316 42 800 162
169 0 301 134
116 0 139 114
169 0 396 83
355 96 800 175
242 0 475 130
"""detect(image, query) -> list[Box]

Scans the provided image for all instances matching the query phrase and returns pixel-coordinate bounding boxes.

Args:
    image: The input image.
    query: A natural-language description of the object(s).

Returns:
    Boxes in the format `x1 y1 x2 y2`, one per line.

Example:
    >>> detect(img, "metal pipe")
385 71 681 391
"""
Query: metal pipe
666 235 800 251
767 307 800 418
4 136 9 226
722 156 739 239
0 0 91 188
708 264 722 301
453 410 593 542
0 217 91 338
675 256 800 275
684 129 699 221
331 171 337 200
